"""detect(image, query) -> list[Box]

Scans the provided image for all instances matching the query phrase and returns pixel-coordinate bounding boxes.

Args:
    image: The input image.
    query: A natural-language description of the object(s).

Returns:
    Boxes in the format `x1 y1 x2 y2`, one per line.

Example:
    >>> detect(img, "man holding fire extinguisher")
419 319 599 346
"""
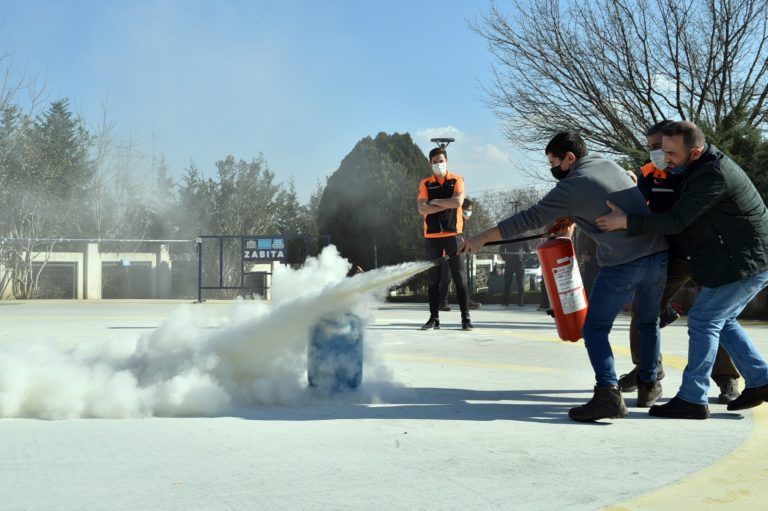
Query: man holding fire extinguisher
461 131 668 422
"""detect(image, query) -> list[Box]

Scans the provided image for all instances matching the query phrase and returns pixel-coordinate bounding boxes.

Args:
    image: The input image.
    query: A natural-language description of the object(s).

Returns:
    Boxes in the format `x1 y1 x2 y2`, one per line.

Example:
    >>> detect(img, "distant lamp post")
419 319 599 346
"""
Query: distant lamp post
430 137 455 148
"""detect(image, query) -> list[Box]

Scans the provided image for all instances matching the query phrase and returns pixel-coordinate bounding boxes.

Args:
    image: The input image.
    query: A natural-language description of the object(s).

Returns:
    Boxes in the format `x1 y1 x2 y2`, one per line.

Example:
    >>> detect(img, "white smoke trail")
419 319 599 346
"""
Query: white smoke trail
0 246 432 419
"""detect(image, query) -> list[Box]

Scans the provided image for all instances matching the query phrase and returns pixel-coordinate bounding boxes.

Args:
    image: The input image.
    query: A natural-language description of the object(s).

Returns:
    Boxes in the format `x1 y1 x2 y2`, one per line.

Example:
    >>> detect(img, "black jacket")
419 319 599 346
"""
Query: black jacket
627 144 768 287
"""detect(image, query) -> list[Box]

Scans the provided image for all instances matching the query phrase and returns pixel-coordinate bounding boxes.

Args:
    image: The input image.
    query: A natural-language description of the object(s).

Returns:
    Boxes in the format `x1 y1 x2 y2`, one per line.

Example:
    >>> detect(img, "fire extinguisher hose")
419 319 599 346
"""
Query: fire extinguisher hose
483 233 549 247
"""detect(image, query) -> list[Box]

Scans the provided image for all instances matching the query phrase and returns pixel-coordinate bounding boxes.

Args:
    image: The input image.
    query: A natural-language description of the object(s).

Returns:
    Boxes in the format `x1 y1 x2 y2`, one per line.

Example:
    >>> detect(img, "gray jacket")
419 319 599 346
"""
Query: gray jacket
497 154 667 266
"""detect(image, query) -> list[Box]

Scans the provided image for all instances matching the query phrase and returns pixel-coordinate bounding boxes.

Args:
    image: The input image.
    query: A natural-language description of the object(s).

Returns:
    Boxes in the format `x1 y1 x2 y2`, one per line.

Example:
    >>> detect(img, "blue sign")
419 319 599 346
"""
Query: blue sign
243 237 287 262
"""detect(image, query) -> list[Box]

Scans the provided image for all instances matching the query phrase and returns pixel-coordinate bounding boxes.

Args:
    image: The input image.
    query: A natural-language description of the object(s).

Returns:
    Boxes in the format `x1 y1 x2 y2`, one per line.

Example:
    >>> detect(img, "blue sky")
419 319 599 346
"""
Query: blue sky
0 0 540 200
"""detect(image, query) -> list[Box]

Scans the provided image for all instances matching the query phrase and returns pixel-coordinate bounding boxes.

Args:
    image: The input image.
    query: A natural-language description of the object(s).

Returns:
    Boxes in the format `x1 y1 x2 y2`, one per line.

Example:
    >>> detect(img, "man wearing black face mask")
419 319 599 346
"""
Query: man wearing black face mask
461 131 668 422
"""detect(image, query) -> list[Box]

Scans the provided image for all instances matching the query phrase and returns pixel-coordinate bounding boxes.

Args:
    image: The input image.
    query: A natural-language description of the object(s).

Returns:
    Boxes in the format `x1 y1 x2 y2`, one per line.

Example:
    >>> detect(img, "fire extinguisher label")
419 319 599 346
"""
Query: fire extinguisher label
552 261 587 314
559 289 587 314
552 261 580 293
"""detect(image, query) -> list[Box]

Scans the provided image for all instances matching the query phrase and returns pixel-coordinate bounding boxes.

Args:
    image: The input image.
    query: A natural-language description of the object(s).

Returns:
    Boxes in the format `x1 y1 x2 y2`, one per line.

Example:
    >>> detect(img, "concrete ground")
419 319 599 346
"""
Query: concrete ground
1 300 767 510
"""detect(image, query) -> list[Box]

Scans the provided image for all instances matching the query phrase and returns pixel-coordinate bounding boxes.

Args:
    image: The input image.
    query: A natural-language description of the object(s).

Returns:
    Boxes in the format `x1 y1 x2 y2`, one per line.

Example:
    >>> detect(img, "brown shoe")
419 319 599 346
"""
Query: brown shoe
618 367 639 393
619 364 666 393
568 386 628 422
713 376 741 404
637 380 662 407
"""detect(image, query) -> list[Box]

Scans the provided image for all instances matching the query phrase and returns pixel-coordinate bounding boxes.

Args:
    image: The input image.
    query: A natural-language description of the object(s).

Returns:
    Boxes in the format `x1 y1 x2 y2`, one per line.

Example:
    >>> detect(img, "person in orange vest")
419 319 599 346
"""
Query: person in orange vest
618 120 741 403
418 146 472 331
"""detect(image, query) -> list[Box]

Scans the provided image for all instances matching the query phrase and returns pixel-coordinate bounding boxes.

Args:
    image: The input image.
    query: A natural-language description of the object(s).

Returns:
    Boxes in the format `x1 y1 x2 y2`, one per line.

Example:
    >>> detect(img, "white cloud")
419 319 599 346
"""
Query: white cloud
413 126 537 194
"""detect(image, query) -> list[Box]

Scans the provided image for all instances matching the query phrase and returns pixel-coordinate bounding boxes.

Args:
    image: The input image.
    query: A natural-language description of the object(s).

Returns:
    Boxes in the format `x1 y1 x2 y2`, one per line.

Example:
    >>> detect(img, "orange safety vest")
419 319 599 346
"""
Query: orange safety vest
418 172 465 238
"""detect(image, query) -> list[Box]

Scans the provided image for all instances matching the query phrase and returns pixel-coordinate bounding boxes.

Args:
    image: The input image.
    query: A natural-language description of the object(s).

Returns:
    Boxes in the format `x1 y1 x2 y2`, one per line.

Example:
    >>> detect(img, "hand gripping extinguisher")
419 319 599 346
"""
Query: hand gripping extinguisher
535 236 588 342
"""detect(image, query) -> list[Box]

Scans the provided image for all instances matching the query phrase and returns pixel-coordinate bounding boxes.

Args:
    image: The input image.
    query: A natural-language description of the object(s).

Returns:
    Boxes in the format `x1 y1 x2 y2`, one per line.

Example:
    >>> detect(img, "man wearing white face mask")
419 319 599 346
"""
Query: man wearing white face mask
597 121 768 419
418 146 472 331
618 120 741 404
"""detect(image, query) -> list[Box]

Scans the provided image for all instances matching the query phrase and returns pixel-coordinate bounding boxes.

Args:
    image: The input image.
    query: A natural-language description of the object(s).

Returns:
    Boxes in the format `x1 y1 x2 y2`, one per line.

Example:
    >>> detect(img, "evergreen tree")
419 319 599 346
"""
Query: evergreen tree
31 99 92 202
318 132 428 269
145 155 179 239
0 98 93 296
273 180 304 234
297 180 325 236
700 108 768 203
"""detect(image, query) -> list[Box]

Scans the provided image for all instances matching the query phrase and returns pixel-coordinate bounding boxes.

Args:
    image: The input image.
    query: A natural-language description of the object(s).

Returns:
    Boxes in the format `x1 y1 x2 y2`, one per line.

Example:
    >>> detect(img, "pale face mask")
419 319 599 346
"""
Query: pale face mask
432 162 447 177
649 149 668 170
463 210 473 219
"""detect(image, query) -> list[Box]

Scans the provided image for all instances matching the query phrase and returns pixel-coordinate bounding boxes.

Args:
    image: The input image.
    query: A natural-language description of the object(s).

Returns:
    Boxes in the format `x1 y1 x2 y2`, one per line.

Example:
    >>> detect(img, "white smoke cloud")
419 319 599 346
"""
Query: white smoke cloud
0 246 430 419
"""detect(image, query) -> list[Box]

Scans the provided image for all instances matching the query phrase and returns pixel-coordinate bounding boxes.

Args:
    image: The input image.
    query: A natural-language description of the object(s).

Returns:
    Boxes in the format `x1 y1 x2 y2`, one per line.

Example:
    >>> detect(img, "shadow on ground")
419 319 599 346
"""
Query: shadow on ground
221 387 746 425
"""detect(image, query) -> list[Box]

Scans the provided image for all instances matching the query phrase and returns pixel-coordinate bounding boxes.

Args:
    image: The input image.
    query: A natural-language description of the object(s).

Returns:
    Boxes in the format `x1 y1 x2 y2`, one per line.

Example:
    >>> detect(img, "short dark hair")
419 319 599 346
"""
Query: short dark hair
462 198 472 209
545 131 588 159
662 121 706 149
428 147 448 161
645 120 675 137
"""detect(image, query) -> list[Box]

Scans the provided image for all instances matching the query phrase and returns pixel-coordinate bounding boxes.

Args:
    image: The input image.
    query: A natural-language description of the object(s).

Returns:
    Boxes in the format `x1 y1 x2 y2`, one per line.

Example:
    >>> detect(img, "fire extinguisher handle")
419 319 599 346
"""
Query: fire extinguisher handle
547 218 575 235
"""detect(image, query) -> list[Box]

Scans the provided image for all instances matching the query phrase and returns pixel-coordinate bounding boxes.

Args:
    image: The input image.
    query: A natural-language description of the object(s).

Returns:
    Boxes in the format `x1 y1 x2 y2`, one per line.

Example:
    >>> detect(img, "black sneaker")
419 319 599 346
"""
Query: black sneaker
726 383 768 411
421 317 440 330
568 386 628 422
714 377 741 404
439 303 451 312
461 317 473 331
649 396 709 419
637 380 662 407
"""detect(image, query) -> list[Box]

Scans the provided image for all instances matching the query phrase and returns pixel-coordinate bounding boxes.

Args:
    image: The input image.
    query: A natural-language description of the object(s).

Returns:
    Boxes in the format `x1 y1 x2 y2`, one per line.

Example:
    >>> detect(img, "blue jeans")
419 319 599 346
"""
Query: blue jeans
582 252 668 387
678 269 768 404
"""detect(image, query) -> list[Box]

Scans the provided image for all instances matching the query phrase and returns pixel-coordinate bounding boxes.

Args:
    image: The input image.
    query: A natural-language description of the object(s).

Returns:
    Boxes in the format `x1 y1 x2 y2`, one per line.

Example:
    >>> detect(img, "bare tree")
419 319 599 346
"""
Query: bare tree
475 186 547 225
89 101 118 239
476 0 768 167
2 197 57 299
0 50 53 299
0 51 23 113
0 50 47 116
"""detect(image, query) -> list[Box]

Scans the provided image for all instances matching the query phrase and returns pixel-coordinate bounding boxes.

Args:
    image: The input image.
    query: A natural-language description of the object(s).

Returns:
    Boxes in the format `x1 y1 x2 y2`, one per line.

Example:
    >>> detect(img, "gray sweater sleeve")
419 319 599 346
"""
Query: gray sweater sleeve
497 181 574 239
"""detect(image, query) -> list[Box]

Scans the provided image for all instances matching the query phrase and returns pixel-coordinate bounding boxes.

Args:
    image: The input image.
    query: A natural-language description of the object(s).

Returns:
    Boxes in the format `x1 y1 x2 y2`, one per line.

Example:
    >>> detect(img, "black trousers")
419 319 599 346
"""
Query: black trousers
439 260 451 304
503 259 525 305
426 236 469 318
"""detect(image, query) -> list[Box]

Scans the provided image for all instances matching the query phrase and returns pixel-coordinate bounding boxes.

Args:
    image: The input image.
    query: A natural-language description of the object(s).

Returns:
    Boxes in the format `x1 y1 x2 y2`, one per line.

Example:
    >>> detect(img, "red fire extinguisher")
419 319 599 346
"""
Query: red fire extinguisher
536 237 589 342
